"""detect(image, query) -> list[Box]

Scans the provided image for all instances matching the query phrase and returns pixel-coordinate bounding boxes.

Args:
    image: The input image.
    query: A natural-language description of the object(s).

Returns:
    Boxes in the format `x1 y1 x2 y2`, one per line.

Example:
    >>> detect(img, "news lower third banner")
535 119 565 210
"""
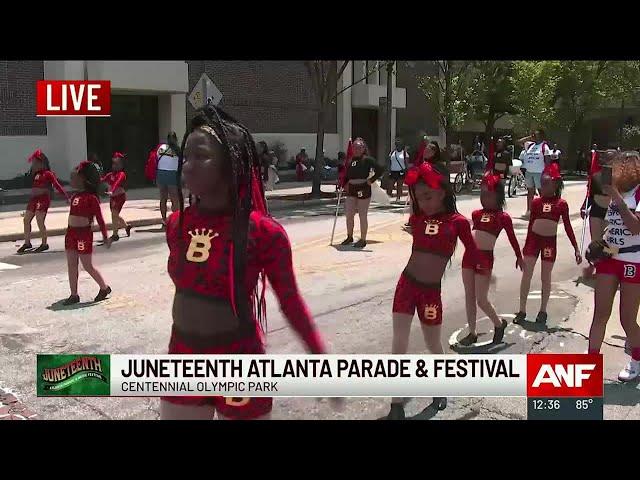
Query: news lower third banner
36 354 603 399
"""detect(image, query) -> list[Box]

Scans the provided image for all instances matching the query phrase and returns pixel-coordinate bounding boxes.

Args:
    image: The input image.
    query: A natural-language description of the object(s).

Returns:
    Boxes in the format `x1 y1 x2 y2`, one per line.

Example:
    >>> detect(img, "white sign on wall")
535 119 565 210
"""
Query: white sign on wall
188 73 222 109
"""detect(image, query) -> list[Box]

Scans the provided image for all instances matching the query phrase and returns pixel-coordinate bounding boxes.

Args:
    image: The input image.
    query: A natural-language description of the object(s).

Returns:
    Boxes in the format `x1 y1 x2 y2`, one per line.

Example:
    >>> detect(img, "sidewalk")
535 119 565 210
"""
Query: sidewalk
0 182 340 243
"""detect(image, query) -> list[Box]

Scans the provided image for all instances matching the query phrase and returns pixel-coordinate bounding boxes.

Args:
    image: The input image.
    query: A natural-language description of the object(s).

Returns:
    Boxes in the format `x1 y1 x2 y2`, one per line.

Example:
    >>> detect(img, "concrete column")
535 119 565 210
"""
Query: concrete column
158 94 187 143
377 97 387 164
352 61 365 83
43 61 87 181
337 61 353 152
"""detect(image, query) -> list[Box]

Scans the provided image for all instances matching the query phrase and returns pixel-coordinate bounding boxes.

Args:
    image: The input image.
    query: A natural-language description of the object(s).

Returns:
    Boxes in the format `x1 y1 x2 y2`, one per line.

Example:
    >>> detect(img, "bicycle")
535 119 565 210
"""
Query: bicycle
507 159 527 198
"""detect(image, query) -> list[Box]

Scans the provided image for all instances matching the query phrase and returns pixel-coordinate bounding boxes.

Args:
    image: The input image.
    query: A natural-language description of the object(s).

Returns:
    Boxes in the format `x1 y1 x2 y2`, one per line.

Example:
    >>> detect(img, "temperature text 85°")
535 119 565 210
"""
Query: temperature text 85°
576 399 594 410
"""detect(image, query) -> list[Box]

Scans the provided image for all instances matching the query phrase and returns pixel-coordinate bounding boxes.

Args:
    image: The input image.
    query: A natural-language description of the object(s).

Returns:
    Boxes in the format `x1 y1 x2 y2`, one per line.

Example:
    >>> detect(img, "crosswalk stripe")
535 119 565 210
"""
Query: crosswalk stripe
0 262 21 271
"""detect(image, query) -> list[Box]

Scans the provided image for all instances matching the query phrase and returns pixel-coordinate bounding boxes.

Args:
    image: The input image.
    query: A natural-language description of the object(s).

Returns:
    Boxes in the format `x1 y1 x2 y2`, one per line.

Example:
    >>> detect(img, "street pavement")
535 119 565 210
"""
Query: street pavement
1 180 639 420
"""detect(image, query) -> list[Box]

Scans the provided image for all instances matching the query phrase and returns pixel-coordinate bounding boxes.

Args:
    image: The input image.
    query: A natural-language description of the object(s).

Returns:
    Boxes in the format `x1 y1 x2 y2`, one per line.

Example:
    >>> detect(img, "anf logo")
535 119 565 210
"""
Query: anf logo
424 304 439 322
424 221 440 236
543 247 553 258
36 80 111 117
527 354 603 398
624 264 637 278
186 229 219 263
480 214 492 223
542 203 552 213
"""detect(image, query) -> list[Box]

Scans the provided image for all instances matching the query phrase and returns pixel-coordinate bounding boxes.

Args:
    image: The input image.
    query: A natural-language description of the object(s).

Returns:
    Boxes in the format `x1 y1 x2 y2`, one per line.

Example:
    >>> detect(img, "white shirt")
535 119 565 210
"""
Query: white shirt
604 185 640 262
549 149 562 160
523 141 551 173
389 150 407 172
157 143 179 171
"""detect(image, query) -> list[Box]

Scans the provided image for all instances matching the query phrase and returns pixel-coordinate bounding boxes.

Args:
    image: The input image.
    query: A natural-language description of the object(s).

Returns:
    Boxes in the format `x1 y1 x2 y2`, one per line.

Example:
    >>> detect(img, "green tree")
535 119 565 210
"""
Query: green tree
417 61 473 146
510 60 560 135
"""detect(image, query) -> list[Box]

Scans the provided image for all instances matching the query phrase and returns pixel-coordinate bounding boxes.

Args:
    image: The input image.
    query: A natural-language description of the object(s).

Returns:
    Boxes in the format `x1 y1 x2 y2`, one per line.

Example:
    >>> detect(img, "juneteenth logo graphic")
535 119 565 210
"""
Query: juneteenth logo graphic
37 355 110 396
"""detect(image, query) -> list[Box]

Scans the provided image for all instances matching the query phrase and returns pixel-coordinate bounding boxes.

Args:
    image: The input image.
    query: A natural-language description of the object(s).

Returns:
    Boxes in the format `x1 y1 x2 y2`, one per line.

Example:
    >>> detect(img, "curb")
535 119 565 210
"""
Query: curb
0 198 339 243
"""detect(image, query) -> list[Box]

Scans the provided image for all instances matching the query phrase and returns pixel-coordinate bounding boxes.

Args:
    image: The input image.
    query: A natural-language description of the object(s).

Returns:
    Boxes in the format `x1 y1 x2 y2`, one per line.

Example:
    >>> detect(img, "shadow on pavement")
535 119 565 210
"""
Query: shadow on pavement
135 227 165 234
604 380 640 408
330 245 374 253
513 320 563 334
408 399 448 420
450 341 515 354
47 300 100 312
575 275 596 289
16 249 57 256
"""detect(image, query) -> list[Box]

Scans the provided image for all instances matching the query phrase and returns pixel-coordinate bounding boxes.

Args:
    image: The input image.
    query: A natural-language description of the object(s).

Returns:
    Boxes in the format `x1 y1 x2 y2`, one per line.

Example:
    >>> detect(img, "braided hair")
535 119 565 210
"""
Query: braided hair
177 105 268 333
76 161 101 195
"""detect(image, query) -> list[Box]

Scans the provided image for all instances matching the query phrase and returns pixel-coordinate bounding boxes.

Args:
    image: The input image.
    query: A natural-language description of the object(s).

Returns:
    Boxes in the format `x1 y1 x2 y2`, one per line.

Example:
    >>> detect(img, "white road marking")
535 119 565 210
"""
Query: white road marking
527 295 570 300
0 262 20 271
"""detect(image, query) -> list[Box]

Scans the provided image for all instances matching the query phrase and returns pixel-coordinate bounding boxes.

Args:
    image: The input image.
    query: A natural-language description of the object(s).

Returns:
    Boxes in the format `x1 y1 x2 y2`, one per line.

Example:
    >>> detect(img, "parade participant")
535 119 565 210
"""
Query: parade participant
518 129 551 218
339 137 383 248
101 152 131 241
17 149 70 254
586 150 640 381
63 161 112 306
155 132 181 228
161 104 329 420
486 137 512 179
581 149 611 278
549 142 562 165
459 173 524 346
387 139 407 201
295 148 308 182
514 163 581 325
386 161 479 419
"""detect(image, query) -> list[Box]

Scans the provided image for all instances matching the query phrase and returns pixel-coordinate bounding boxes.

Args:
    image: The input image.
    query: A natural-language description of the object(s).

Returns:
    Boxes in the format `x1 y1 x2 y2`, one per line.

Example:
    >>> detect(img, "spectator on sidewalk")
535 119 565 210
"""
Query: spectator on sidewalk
155 132 181 228
295 148 309 181
387 139 407 202
549 143 562 166
518 129 552 218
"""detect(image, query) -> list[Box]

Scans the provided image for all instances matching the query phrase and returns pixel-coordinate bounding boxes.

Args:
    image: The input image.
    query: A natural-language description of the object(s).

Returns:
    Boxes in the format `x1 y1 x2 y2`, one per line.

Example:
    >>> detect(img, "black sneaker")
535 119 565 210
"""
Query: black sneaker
34 244 49 253
125 225 132 237
513 311 526 324
493 318 508 344
383 403 406 420
17 243 32 254
536 311 548 324
353 239 367 248
433 397 448 410
110 234 120 242
458 332 478 346
94 286 112 302
340 236 354 246
62 295 80 306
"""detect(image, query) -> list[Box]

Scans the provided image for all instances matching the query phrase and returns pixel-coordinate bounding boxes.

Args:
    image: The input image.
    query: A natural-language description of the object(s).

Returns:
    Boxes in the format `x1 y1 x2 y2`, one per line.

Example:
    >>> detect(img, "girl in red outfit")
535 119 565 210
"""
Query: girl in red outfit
63 161 112 306
514 163 582 325
101 152 131 241
17 149 70 254
459 173 524 346
386 161 479 419
161 105 332 420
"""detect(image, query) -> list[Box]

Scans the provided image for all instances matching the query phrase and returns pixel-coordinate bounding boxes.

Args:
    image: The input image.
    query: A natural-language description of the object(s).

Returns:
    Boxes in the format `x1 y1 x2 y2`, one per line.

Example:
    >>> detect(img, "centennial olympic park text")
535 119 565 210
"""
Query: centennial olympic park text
109 355 527 397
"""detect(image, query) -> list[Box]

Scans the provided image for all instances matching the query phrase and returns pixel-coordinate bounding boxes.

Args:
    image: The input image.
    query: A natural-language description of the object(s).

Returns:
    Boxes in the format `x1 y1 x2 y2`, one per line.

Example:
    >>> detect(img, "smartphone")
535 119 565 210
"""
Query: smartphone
601 164 612 186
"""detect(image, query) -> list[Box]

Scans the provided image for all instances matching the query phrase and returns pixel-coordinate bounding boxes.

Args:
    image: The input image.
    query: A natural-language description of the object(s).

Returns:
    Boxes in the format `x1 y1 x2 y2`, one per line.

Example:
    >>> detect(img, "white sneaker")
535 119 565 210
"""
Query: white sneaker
618 359 640 382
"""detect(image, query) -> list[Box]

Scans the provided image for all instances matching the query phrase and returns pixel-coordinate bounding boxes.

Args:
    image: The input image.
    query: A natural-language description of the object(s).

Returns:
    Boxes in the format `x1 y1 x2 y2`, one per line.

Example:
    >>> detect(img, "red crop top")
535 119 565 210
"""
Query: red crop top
32 170 68 199
529 196 578 248
471 209 522 259
69 192 108 239
409 212 478 259
166 206 325 354
102 171 126 193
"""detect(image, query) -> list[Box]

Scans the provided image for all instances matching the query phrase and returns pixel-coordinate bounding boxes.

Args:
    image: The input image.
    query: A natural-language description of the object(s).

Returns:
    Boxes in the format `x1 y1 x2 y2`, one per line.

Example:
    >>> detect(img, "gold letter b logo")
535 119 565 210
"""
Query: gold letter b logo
186 229 219 263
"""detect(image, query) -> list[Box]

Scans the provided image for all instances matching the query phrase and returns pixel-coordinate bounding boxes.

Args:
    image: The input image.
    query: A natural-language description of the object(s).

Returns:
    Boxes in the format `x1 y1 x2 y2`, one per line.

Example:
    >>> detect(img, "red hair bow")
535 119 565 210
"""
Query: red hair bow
413 139 427 167
112 152 126 159
76 161 92 172
482 172 502 192
404 161 443 189
543 162 562 180
27 149 44 163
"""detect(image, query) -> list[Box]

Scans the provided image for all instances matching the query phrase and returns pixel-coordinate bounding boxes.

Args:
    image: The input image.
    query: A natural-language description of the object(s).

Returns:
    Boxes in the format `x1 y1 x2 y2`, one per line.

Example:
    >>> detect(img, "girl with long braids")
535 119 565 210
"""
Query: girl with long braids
101 152 132 241
161 105 329 420
17 149 70 253
63 161 112 305
587 151 640 381
339 137 383 248
385 161 479 420
514 163 581 326
459 172 524 346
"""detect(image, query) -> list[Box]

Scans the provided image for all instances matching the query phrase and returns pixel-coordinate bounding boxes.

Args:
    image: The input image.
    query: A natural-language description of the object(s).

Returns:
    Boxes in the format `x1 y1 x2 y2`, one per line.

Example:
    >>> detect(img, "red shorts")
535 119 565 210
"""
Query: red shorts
523 233 557 262
596 258 640 284
162 327 272 420
65 226 93 254
110 193 126 213
392 271 442 325
26 194 50 213
461 249 494 275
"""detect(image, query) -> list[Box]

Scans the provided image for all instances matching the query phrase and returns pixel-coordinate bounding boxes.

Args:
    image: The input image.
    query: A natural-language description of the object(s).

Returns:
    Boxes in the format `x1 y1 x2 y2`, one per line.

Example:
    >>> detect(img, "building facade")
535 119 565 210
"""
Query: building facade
0 61 407 186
